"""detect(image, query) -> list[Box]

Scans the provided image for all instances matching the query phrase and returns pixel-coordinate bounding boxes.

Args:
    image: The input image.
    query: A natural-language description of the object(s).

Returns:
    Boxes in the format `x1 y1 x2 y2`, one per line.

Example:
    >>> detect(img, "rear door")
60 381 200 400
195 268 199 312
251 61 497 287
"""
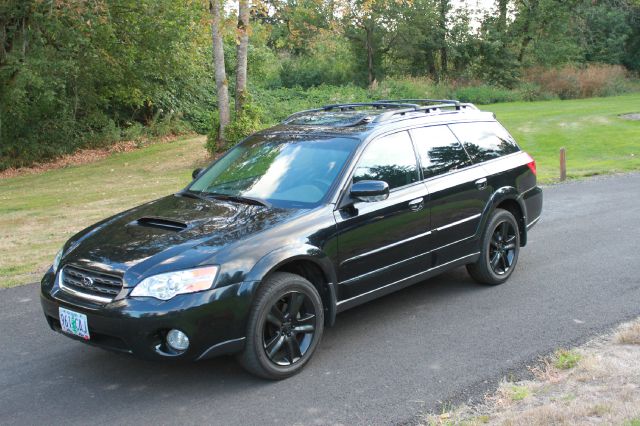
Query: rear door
409 125 490 266
334 131 430 301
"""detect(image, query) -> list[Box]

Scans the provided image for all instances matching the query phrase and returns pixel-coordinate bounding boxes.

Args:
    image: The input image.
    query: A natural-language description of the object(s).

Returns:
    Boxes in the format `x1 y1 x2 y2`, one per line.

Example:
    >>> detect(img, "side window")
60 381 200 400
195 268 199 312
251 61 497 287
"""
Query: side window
409 125 472 179
448 121 520 163
353 131 419 190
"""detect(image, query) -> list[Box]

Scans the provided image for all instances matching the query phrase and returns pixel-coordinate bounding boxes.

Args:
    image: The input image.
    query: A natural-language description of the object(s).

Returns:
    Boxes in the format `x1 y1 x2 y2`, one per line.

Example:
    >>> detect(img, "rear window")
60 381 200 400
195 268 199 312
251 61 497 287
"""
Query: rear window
448 121 520 162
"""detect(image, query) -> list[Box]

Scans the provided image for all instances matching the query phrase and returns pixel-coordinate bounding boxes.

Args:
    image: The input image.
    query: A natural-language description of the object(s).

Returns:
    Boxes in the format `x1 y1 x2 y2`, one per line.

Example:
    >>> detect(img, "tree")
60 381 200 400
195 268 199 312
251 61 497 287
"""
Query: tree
235 0 250 112
342 0 403 86
209 0 231 144
437 0 450 81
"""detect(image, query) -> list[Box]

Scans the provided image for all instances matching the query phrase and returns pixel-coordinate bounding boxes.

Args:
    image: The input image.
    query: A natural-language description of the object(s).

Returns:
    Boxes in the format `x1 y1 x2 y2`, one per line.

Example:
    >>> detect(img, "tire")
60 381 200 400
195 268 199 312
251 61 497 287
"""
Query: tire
467 208 520 285
238 272 324 380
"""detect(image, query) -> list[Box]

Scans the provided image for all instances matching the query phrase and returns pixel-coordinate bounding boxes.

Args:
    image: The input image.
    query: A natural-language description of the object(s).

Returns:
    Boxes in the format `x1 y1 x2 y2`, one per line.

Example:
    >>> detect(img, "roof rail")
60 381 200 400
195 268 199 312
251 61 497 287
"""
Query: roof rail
377 98 461 108
281 102 420 125
281 99 477 126
372 99 479 123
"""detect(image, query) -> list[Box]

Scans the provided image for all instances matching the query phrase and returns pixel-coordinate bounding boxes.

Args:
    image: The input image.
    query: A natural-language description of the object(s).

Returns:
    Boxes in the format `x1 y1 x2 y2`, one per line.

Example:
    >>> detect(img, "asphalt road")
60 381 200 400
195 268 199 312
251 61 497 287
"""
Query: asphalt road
2 173 640 425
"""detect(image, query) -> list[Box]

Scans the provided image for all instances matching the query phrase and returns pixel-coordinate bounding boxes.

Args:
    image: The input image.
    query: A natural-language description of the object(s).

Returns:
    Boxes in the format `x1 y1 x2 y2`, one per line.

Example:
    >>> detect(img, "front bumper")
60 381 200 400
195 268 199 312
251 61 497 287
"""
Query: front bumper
40 270 259 361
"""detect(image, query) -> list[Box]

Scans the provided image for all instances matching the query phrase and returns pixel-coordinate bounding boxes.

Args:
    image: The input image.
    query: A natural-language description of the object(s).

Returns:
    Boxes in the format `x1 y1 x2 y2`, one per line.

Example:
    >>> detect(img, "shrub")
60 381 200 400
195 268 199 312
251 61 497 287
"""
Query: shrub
122 122 145 141
525 64 629 99
206 99 266 155
554 349 582 369
453 85 520 104
372 76 446 100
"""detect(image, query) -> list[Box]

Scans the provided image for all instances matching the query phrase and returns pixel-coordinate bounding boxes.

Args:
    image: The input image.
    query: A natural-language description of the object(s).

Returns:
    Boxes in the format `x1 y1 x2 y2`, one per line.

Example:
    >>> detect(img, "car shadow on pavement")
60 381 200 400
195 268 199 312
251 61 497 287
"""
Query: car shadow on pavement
61 265 484 383
22 266 489 422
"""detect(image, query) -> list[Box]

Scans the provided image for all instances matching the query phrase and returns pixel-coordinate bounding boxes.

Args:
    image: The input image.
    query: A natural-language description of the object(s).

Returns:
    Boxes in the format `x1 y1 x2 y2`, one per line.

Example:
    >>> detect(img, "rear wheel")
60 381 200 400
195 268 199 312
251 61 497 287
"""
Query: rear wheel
467 208 520 285
238 272 324 380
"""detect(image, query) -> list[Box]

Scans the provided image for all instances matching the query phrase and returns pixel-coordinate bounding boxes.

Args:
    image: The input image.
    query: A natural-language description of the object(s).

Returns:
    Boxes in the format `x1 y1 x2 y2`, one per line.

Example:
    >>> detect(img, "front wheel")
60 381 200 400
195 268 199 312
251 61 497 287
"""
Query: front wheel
238 272 324 380
467 208 520 285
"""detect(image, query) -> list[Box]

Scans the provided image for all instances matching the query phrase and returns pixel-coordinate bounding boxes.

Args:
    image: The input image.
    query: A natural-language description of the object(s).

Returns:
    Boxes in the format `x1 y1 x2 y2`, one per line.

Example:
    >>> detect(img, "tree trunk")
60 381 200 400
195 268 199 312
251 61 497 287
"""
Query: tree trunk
235 0 250 112
497 0 509 33
0 22 6 66
438 0 449 80
209 0 230 145
366 25 374 87
517 0 539 63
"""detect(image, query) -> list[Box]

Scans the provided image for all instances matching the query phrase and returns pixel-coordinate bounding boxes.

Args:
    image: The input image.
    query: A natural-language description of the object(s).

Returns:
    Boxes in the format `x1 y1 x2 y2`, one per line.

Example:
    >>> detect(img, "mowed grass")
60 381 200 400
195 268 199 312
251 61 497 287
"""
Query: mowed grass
0 136 211 288
490 93 640 182
1 94 639 288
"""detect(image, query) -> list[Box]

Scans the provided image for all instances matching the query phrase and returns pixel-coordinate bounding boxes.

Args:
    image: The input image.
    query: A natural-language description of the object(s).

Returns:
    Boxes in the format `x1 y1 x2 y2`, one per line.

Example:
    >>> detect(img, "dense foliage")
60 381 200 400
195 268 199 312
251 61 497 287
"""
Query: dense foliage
1 0 639 169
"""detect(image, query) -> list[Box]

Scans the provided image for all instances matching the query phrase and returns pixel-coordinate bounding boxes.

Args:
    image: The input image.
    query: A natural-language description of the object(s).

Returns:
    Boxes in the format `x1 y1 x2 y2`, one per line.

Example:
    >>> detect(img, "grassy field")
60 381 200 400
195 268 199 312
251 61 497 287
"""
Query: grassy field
491 93 640 182
0 136 211 287
1 94 639 288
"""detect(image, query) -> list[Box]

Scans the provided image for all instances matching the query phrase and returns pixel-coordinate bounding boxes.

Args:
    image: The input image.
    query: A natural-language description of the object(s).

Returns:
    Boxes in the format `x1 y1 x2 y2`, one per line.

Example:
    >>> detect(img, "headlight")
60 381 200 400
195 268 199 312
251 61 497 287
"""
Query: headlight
52 248 64 272
130 266 219 301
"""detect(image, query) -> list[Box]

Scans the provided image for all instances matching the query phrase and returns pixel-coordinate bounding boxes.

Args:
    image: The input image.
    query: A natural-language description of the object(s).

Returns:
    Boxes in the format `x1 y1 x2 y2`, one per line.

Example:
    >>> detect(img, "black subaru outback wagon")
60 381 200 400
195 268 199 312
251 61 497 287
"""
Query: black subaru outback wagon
41 99 542 379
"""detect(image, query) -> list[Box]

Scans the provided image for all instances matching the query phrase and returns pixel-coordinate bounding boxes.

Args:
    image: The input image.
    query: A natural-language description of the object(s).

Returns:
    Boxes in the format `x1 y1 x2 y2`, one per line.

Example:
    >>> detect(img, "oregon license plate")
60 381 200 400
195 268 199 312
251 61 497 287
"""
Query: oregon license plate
58 307 90 340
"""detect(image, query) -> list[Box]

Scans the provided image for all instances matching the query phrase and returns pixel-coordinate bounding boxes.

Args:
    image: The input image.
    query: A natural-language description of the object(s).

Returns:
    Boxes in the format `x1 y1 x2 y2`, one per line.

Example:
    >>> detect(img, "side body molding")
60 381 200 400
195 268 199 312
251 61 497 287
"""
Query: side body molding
246 244 339 326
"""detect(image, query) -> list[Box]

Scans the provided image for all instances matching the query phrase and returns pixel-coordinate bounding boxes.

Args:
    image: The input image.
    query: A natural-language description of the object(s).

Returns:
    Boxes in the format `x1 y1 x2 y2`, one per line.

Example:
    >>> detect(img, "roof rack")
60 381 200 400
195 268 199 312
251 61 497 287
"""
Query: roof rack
372 99 478 122
281 99 478 126
281 102 421 125
377 98 461 108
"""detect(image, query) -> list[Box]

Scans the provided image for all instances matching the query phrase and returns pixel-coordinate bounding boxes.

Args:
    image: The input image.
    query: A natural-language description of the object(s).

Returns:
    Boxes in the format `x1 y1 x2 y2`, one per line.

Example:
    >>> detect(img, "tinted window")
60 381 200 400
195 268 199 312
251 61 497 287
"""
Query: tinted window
410 126 472 178
353 131 419 190
189 135 358 207
449 121 520 162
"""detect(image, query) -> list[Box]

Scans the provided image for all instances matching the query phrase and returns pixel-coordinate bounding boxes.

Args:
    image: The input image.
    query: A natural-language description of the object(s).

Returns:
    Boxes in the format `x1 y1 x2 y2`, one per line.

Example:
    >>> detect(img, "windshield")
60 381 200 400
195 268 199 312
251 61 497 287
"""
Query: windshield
188 134 359 208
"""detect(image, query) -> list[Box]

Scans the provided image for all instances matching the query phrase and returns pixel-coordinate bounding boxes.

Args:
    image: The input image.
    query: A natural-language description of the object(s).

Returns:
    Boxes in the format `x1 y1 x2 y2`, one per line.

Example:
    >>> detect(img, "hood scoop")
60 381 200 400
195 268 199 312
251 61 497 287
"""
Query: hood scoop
133 217 188 232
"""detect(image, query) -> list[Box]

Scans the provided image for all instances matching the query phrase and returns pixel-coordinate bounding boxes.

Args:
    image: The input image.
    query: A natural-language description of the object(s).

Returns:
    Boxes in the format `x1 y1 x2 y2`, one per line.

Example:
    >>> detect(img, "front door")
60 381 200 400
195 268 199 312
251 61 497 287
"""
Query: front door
334 131 430 301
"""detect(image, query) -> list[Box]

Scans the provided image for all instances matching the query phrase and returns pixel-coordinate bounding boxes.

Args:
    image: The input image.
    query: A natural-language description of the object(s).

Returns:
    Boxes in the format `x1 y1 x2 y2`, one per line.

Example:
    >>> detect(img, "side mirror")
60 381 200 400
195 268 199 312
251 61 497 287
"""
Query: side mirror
350 180 389 202
192 168 203 180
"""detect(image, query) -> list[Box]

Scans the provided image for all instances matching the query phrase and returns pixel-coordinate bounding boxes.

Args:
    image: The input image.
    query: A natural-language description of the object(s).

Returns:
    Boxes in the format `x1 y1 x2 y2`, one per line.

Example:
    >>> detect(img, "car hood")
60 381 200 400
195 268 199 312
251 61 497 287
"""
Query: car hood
61 194 302 280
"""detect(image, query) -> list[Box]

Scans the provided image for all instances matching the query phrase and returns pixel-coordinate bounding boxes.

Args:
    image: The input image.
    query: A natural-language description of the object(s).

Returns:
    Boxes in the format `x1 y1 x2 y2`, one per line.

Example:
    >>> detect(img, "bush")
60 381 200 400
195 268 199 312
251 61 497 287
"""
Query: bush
525 64 629 99
372 76 446 100
206 100 266 155
453 85 520 104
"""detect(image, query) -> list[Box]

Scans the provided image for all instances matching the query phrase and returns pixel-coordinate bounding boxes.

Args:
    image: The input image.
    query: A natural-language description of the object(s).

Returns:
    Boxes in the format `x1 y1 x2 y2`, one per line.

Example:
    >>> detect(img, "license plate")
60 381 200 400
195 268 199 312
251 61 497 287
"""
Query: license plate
59 307 90 340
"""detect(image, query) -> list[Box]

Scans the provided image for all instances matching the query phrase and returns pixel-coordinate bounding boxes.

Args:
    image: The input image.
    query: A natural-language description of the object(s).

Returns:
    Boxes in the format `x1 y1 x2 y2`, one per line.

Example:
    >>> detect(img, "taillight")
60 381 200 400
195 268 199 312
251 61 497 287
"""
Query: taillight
524 153 537 176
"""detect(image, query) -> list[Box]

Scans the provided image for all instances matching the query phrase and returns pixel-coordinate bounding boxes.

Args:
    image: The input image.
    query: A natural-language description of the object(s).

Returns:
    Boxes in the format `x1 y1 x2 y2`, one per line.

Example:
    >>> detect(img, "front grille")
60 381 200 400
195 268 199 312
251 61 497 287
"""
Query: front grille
61 265 123 302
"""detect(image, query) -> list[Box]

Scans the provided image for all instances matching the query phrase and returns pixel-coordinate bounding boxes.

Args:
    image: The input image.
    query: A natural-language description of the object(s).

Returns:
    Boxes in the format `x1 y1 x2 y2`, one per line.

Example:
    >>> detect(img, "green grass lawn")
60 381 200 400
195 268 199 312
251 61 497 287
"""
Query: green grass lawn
490 93 640 182
1 94 639 288
0 136 211 288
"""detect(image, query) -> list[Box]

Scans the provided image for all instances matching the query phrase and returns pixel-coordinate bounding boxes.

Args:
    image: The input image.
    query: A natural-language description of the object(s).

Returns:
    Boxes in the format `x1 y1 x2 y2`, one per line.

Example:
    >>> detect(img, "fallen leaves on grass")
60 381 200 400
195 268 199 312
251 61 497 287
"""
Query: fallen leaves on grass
0 134 188 179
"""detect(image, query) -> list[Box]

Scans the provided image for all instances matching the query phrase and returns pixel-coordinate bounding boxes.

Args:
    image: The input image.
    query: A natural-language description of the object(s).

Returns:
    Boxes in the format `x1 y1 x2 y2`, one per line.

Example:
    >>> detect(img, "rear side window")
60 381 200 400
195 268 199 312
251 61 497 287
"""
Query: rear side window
409 125 472 179
448 121 520 162
353 131 419 190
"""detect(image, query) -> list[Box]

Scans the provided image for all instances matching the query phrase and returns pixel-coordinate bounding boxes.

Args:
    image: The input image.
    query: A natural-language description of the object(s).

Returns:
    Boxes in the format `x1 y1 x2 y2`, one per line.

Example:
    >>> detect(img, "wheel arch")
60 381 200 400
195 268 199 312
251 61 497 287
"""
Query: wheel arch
247 246 338 327
480 187 528 247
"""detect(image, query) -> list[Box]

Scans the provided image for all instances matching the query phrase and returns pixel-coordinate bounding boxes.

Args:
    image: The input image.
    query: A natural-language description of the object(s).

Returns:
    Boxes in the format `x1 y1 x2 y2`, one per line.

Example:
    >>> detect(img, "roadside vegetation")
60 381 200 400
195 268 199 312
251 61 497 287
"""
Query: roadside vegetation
1 93 638 289
422 317 640 425
2 0 640 171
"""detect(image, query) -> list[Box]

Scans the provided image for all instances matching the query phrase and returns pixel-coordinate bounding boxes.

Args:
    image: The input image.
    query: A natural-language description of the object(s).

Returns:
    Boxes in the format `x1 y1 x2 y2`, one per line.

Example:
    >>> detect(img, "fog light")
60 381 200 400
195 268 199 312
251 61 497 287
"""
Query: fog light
166 329 190 351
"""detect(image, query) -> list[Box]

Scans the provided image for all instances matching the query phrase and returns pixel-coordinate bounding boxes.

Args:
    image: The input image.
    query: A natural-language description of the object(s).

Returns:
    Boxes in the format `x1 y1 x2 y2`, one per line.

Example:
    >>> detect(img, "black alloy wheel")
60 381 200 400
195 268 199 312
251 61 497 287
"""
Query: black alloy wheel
467 208 520 285
239 272 324 379
489 221 517 275
263 291 317 366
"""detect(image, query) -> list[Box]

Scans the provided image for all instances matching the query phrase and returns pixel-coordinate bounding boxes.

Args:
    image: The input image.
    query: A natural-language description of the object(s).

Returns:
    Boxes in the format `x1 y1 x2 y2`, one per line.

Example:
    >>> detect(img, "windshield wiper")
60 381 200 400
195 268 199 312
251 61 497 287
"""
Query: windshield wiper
177 190 209 201
206 192 271 208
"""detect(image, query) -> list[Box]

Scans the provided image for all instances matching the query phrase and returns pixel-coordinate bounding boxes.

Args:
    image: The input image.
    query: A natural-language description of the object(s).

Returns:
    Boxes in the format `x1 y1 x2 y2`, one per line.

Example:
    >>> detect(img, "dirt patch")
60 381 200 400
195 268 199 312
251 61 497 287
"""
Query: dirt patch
0 134 190 179
422 318 640 425
620 113 640 121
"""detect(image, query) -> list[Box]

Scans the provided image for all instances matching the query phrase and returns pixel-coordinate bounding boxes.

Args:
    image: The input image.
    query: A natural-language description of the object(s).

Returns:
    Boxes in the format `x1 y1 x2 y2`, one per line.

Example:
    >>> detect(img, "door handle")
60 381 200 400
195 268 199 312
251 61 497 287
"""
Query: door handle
408 197 424 211
475 177 488 190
